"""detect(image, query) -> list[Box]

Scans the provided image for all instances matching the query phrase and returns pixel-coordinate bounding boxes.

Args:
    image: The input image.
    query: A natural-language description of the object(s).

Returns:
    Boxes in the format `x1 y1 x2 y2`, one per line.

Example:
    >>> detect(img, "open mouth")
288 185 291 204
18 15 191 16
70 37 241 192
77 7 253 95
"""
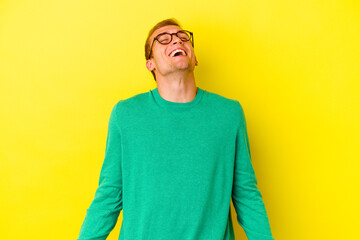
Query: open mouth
169 49 187 57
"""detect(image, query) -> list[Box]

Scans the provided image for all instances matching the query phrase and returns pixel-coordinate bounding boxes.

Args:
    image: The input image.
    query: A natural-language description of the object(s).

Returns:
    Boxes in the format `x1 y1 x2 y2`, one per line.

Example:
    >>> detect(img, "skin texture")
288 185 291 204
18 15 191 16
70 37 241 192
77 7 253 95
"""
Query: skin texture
146 25 199 103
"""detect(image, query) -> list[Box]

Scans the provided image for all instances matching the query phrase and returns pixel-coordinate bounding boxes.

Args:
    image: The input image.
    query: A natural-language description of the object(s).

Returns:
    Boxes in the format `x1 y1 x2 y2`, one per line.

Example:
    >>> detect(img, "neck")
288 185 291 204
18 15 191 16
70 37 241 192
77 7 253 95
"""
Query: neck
155 71 197 103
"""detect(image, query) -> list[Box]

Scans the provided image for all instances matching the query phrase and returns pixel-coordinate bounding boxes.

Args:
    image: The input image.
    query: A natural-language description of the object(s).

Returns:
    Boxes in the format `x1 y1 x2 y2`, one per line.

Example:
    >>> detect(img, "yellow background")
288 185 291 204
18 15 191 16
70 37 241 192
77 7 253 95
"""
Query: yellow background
1 0 359 239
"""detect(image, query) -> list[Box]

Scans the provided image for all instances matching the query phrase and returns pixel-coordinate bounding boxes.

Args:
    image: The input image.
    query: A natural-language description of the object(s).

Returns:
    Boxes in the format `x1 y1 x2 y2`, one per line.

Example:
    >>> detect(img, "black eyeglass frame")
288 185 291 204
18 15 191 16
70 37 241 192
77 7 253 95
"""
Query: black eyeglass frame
147 30 194 60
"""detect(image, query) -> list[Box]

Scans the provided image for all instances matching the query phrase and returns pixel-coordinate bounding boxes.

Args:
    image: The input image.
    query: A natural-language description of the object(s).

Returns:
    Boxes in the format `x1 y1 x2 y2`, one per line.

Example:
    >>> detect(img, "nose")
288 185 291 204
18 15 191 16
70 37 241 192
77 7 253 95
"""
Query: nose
171 34 183 45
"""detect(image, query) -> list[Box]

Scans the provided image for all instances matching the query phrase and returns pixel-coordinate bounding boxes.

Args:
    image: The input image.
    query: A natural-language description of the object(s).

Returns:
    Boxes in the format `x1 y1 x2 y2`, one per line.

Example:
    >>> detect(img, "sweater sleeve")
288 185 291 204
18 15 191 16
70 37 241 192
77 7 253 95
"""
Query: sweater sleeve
77 102 123 240
232 101 274 240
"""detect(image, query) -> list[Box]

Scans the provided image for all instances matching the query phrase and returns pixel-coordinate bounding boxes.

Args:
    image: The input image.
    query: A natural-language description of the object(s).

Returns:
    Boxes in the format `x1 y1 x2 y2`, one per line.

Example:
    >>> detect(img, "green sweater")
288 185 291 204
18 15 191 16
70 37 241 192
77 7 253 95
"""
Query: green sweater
78 87 274 240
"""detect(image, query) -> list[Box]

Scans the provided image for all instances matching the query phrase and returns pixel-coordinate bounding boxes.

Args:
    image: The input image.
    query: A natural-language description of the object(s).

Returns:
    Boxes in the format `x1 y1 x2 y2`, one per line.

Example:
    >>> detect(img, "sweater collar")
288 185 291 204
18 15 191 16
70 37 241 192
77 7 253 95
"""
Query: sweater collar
150 87 204 109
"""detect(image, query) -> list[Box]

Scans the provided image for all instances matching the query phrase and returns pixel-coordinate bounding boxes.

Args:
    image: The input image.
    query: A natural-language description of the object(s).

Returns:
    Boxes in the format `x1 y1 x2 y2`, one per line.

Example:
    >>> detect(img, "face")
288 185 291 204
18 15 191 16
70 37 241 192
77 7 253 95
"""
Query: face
146 25 198 78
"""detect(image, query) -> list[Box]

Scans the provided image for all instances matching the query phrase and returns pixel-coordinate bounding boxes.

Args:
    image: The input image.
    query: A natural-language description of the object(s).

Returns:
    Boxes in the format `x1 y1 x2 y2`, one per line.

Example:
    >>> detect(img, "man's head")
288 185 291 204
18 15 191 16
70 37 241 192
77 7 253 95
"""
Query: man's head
145 18 198 81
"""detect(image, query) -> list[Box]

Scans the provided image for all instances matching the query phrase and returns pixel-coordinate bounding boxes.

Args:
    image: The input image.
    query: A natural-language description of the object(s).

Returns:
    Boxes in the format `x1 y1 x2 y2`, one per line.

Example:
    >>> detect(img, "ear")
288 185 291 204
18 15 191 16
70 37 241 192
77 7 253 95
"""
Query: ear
195 56 198 66
146 59 155 71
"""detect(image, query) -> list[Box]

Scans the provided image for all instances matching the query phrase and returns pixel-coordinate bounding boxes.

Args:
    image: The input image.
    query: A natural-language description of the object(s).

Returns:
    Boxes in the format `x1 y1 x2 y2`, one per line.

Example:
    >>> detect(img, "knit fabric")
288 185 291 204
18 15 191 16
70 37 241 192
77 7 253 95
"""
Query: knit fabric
78 87 274 240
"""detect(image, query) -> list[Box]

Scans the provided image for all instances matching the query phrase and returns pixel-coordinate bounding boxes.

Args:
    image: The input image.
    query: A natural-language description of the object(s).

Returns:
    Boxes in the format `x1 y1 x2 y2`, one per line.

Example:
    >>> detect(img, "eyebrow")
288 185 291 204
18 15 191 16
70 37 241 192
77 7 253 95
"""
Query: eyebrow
157 30 183 35
157 32 170 35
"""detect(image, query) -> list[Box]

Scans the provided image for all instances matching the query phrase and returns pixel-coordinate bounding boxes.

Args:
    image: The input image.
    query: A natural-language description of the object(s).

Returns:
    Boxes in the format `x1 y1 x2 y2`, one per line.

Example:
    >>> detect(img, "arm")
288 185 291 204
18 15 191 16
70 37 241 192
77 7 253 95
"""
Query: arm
232 101 274 240
77 102 123 240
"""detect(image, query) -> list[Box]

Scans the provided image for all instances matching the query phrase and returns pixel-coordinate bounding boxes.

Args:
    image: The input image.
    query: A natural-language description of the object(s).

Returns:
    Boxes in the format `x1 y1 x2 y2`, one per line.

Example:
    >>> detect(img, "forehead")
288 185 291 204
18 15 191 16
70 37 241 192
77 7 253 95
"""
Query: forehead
151 25 183 40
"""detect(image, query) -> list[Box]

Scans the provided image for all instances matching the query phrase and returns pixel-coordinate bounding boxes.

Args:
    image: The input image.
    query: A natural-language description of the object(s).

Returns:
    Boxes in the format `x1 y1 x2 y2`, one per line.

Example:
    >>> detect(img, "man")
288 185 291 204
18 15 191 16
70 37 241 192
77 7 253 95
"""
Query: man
78 18 274 240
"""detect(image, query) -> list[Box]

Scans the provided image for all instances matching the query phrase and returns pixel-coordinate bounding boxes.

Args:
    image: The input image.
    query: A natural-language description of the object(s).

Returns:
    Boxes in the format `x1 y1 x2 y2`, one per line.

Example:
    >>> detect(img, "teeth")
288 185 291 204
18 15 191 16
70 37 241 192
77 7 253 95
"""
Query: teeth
171 49 186 57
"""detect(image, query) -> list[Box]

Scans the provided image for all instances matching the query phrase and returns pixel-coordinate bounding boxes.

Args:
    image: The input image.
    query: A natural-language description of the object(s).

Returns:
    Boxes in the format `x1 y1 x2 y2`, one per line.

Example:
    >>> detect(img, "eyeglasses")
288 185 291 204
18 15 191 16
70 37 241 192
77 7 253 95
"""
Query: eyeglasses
147 30 194 59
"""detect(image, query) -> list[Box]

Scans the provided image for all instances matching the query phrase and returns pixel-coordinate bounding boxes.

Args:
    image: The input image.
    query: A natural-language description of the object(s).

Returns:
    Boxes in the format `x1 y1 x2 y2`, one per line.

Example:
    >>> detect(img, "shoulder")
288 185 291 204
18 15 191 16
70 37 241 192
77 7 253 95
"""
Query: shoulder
110 90 150 118
204 89 244 114
203 89 248 127
115 90 149 108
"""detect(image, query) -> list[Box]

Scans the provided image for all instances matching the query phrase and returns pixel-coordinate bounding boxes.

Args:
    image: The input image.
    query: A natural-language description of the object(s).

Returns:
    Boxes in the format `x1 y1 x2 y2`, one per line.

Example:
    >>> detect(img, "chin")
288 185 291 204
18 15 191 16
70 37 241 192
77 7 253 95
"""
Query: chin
175 61 192 69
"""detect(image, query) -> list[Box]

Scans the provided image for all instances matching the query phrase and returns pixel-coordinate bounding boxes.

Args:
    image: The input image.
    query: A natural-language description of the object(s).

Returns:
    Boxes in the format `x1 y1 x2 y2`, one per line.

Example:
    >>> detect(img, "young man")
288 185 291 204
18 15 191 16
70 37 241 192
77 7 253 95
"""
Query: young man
78 18 274 240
